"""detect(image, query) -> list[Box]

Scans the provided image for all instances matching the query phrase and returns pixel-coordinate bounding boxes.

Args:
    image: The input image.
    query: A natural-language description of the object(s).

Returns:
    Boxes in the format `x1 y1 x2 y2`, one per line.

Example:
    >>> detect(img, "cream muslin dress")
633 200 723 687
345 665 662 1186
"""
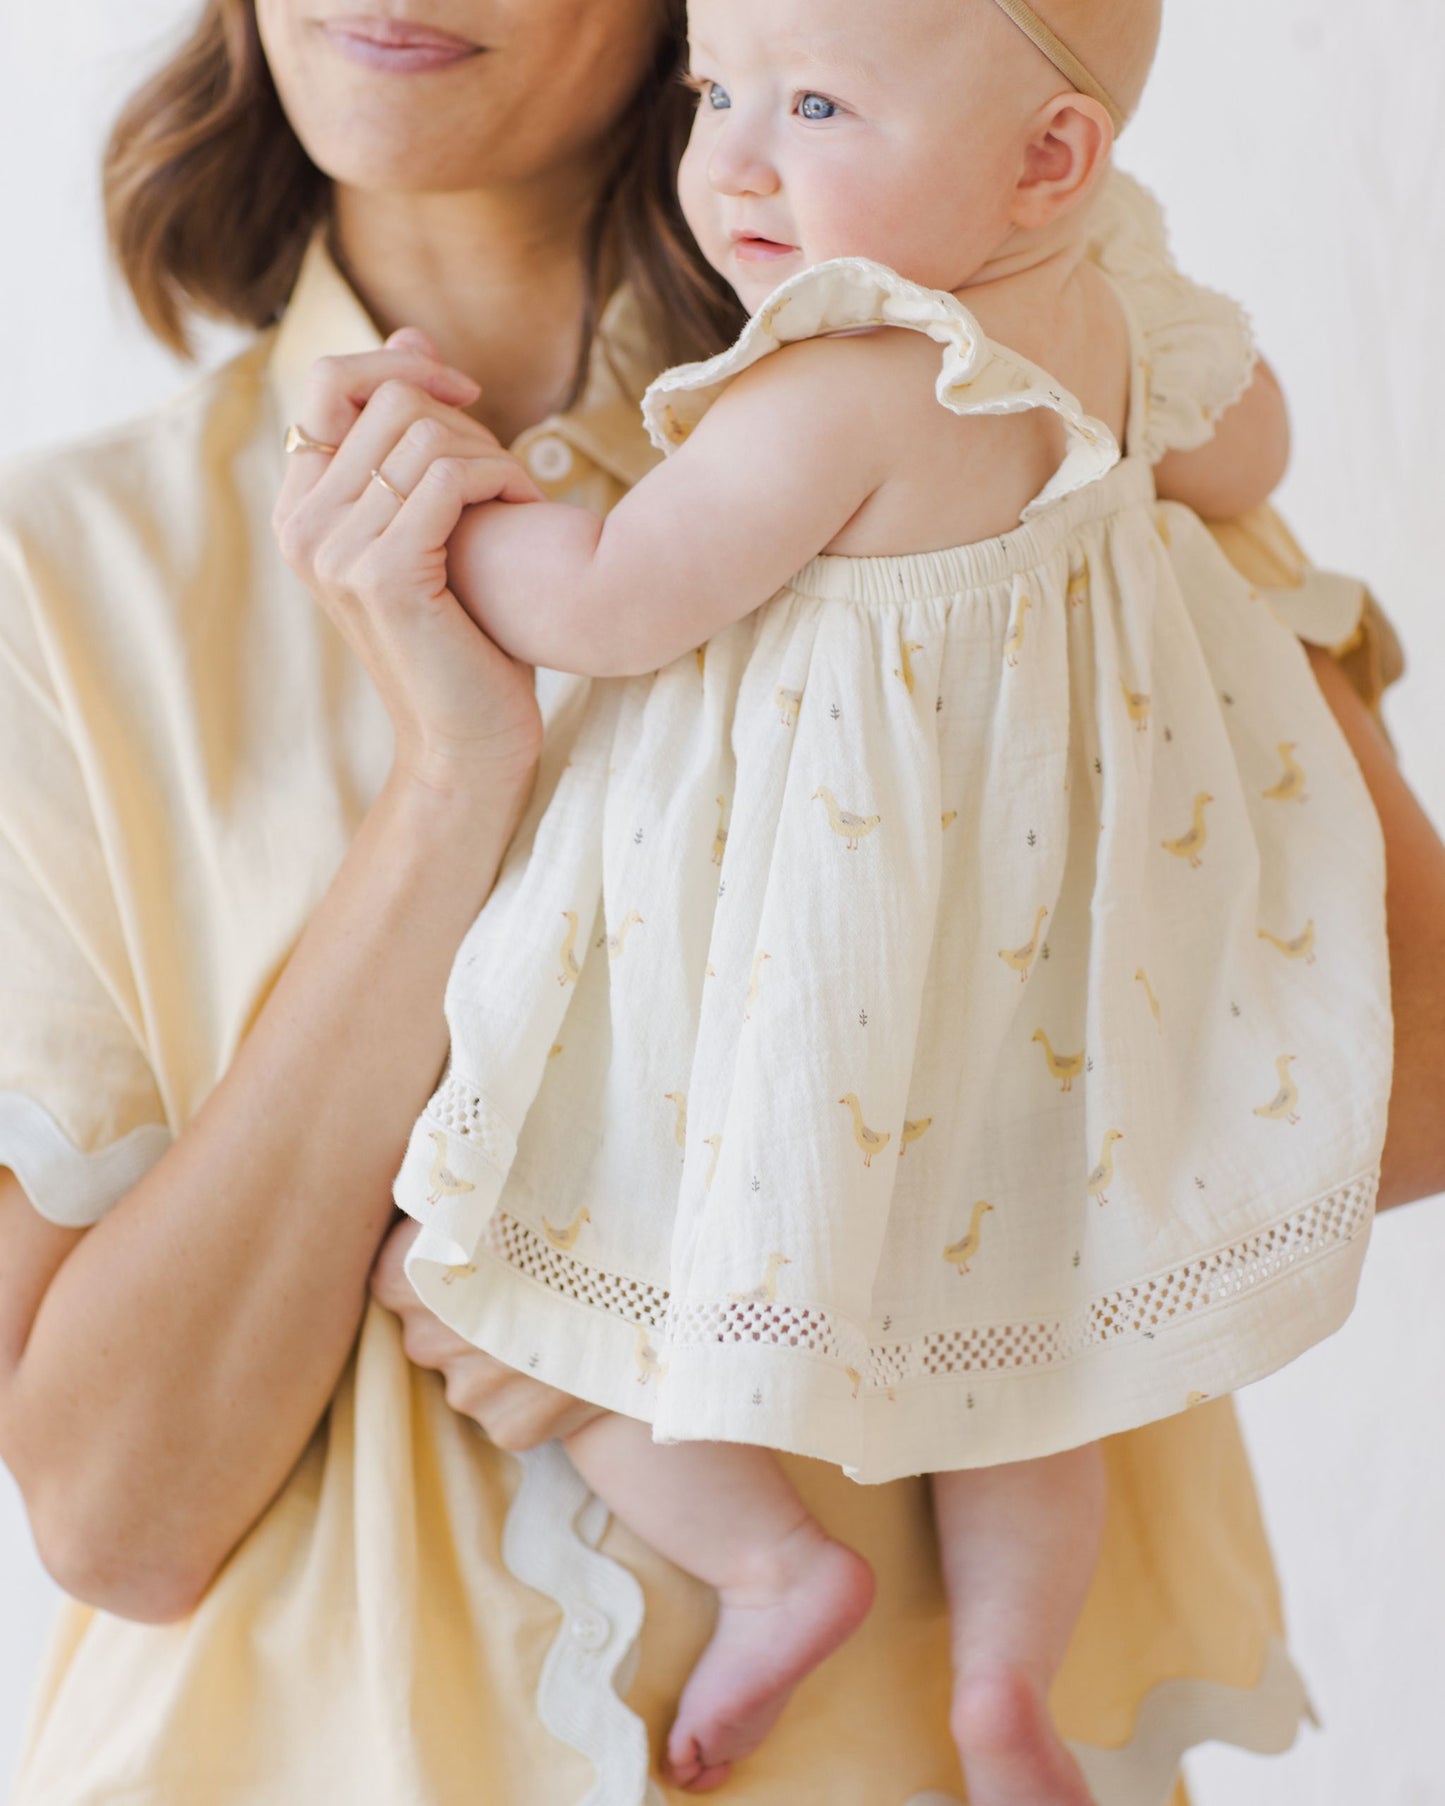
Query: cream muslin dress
0 174 1397 1803
396 184 1393 1484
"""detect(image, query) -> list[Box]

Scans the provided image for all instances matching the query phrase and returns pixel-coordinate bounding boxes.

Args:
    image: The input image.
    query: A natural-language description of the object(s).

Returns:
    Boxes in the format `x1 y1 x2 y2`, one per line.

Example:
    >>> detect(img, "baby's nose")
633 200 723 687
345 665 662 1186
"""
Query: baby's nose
708 127 780 199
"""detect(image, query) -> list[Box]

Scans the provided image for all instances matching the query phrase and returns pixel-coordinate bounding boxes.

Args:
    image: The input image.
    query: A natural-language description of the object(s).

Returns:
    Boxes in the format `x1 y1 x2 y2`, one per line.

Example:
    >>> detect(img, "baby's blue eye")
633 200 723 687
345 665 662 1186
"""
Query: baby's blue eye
798 93 837 120
707 82 732 110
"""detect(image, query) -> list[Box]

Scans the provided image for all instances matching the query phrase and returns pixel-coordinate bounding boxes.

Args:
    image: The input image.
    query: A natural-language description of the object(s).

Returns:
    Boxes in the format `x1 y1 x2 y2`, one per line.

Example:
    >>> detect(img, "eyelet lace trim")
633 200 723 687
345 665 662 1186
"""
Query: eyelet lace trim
486 1173 1375 1388
428 1066 517 1173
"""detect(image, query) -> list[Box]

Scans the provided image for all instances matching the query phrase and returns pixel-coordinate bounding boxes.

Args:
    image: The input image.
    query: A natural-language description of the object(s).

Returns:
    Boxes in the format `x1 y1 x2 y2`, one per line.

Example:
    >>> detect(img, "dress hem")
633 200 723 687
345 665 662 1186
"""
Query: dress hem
405 1165 1377 1481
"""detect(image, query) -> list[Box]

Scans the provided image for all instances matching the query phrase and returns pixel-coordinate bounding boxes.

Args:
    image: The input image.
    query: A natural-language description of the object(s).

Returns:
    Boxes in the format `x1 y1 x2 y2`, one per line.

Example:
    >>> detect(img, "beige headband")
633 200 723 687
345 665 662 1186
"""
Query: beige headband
988 0 1127 131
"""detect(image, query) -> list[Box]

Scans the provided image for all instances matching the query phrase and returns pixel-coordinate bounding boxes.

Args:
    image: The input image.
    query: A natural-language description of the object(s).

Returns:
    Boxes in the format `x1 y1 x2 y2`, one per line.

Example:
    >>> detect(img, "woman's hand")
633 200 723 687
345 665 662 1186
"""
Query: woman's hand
370 1216 606 1449
273 328 546 800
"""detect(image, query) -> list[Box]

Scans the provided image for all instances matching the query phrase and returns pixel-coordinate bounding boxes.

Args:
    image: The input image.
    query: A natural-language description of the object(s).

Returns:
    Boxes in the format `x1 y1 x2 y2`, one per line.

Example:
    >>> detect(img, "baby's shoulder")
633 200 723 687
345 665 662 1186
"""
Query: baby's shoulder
764 329 1072 557
721 321 928 406
721 324 1007 461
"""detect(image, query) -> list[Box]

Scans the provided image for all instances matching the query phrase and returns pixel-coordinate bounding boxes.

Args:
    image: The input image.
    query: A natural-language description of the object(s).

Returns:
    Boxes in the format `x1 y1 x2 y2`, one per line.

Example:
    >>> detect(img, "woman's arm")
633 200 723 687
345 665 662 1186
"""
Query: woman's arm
1154 361 1291 521
1306 644 1445 1212
0 341 544 1623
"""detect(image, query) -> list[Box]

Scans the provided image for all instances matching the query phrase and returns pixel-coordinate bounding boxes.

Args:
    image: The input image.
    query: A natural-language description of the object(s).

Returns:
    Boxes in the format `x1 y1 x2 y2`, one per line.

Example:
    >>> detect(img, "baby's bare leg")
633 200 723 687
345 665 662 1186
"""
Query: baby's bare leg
565 1413 874 1794
933 1442 1107 1806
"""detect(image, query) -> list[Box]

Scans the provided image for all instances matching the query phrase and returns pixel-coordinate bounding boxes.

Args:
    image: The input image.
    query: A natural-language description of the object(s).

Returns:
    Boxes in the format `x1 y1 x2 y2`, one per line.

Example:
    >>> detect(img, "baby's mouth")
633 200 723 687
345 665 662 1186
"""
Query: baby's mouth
731 234 800 264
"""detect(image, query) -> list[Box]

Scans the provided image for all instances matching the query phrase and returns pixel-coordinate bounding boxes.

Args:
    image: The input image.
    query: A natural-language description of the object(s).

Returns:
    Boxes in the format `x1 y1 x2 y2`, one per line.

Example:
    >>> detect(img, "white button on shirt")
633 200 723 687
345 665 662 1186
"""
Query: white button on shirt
527 433 575 484
568 1609 611 1653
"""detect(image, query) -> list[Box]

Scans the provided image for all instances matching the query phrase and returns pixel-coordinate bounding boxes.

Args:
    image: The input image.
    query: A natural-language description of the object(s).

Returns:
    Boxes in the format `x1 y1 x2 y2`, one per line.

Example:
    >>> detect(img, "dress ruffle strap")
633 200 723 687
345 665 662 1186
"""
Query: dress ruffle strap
1089 170 1260 463
642 256 1121 519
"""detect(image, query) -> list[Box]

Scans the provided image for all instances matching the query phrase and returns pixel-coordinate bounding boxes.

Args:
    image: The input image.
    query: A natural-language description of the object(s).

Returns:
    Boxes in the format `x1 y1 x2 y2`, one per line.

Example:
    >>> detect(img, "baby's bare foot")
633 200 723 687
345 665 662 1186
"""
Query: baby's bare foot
663 1523 875 1792
951 1664 1097 1806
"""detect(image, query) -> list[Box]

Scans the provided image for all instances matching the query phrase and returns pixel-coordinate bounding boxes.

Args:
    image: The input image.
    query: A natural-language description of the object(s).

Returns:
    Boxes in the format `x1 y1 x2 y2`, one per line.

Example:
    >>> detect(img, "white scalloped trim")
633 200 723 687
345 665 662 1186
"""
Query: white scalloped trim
0 1090 172 1226
1070 1635 1314 1805
905 1638 1309 1803
1092 169 1260 463
641 256 1120 519
502 1443 664 1806
498 1448 1311 1806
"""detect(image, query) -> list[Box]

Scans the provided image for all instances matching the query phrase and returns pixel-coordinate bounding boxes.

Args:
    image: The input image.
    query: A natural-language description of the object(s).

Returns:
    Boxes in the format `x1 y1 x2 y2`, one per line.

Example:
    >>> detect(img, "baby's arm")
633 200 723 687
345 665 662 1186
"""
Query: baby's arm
445 337 886 678
1153 359 1291 520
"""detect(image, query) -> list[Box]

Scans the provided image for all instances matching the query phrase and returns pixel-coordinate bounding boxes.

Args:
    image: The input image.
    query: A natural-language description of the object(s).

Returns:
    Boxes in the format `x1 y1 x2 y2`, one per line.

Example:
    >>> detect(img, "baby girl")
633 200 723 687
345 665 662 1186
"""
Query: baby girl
330 0 1391 1798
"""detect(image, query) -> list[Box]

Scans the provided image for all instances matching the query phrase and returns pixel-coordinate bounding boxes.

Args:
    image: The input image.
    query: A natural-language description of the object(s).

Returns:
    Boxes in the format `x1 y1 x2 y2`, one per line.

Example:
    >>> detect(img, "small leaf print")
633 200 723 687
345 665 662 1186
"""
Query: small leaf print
1086 1056 1095 1072
966 1393 976 1410
858 1008 869 1027
1221 692 1236 707
1073 1251 1082 1269
1027 829 1038 847
751 1175 761 1194
527 1353 540 1370
1163 726 1174 744
882 1314 893 1333
718 880 726 898
1093 756 1103 776
830 702 842 721
1041 943 1052 962
1195 1176 1207 1191
633 827 644 845
936 695 944 714
1230 1001 1242 1018
594 933 606 951
751 1388 763 1406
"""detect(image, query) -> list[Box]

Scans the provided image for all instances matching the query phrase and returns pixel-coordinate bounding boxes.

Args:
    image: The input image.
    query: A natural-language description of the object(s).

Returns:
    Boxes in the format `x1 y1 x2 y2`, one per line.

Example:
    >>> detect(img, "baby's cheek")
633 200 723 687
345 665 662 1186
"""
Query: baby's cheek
676 135 720 264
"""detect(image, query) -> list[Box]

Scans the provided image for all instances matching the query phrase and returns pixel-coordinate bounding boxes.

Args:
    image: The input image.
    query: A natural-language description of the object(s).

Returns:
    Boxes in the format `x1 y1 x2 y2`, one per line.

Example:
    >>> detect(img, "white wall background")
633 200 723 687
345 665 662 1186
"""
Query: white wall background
1 3 1442 1801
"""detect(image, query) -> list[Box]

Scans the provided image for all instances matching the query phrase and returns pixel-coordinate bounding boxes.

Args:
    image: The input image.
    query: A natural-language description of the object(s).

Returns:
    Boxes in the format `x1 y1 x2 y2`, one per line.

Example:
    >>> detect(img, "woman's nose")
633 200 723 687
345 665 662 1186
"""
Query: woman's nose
708 124 780 199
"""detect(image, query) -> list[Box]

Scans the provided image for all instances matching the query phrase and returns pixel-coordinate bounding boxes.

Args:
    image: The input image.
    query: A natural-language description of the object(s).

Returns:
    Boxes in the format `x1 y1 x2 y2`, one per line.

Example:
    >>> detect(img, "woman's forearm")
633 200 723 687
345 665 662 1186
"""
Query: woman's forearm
4 766 530 1618
1307 647 1445 1211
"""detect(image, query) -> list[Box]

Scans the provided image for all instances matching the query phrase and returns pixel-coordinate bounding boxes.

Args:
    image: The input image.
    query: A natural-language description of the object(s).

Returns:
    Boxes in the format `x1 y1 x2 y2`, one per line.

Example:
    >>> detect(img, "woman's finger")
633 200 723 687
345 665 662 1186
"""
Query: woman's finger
442 1363 606 1450
287 424 522 610
368 1216 604 1448
331 452 539 617
315 380 502 514
302 348 478 446
276 349 481 522
369 1214 421 1309
386 326 446 363
277 395 501 582
368 451 543 566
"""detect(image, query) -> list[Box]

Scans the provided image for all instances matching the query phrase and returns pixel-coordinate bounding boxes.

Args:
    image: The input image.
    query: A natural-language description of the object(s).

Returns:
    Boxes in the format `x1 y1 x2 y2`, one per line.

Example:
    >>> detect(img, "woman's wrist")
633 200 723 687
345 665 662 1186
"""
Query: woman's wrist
381 749 538 877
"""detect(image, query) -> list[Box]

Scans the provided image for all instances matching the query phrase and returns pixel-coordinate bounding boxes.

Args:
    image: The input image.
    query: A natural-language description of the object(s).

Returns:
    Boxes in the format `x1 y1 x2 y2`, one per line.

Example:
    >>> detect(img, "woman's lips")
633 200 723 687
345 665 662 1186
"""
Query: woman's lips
732 236 799 264
319 16 483 72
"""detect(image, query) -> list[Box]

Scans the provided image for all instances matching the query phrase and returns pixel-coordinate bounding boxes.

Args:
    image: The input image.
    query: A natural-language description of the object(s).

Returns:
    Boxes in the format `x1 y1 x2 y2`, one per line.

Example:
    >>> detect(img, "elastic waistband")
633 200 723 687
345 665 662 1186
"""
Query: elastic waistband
788 457 1157 605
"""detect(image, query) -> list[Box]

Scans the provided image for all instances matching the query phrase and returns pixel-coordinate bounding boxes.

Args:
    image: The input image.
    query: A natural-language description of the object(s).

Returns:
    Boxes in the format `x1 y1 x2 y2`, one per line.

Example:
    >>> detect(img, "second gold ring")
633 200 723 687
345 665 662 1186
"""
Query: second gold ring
370 468 409 504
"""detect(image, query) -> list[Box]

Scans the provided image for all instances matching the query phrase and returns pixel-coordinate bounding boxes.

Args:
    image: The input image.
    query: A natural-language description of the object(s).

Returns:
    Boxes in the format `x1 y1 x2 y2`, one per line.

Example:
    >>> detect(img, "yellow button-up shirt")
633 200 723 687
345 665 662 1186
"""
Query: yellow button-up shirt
1 231 1385 1804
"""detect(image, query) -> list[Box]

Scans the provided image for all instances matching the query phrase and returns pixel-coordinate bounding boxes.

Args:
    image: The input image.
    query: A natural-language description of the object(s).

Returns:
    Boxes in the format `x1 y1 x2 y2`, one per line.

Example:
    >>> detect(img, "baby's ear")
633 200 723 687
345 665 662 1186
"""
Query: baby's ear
1011 93 1114 230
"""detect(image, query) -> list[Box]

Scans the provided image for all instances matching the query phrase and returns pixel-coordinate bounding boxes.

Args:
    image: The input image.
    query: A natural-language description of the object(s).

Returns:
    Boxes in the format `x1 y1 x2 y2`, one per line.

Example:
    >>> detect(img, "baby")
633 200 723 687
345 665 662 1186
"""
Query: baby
364 0 1390 1798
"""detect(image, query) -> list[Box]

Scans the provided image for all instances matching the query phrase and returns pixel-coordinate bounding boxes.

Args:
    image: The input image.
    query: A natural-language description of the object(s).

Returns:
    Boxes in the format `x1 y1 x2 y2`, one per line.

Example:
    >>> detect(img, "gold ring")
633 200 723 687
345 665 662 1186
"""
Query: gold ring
284 423 340 457
370 469 408 504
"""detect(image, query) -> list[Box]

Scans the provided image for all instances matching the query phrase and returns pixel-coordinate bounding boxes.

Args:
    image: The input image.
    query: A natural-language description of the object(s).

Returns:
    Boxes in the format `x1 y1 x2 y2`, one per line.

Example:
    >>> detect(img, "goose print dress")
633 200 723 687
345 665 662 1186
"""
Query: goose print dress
390 178 1392 1482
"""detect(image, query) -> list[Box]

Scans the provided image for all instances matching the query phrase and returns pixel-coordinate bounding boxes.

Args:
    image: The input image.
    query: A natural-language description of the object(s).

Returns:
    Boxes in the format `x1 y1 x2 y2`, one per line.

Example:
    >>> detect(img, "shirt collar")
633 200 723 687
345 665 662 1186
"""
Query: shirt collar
268 231 662 489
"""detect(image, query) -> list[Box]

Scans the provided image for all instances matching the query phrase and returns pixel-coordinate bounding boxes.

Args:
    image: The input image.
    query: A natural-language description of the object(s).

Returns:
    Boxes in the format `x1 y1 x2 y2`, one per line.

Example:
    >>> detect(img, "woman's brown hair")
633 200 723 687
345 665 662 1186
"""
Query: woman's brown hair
104 0 746 387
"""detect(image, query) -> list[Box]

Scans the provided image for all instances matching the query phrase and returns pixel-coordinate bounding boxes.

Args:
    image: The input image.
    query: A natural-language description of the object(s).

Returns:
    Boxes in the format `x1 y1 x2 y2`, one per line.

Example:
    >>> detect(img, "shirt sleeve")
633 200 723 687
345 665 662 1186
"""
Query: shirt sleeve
1203 502 1407 732
0 530 172 1226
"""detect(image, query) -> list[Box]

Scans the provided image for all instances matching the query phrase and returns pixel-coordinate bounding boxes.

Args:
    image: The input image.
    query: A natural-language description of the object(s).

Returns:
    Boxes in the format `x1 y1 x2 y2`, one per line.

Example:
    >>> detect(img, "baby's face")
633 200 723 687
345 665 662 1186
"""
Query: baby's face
678 0 1033 311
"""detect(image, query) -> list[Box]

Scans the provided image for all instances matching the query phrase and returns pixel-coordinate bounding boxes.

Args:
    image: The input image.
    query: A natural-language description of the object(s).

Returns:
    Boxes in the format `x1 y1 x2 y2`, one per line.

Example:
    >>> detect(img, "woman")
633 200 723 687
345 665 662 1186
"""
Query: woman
0 3 1439 1802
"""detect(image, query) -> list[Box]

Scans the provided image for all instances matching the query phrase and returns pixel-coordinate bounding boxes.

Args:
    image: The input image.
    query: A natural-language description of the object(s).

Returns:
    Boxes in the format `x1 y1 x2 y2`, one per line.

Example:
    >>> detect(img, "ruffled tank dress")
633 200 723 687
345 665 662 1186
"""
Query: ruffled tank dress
391 184 1392 1483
